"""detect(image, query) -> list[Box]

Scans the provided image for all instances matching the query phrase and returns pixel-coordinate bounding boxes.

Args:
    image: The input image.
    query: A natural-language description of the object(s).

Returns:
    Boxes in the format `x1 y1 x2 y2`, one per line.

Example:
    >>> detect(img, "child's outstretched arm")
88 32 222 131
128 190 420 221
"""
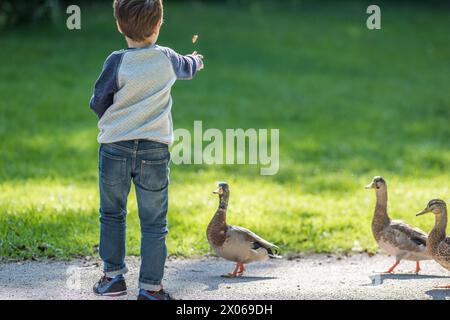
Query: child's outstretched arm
158 46 204 80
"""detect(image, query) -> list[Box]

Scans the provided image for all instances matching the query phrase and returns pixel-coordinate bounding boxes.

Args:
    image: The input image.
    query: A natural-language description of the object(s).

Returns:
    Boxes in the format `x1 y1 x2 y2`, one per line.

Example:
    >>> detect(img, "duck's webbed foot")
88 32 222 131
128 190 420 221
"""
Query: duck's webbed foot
221 263 240 278
434 284 450 289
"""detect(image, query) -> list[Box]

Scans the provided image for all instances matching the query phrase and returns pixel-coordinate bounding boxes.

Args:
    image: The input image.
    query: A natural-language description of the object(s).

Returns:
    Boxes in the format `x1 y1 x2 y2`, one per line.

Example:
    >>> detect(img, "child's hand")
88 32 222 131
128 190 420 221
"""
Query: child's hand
192 51 204 71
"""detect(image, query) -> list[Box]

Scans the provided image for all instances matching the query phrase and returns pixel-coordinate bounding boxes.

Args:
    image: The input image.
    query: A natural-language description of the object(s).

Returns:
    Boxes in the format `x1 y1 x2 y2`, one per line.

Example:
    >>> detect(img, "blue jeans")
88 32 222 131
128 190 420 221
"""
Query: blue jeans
98 140 170 291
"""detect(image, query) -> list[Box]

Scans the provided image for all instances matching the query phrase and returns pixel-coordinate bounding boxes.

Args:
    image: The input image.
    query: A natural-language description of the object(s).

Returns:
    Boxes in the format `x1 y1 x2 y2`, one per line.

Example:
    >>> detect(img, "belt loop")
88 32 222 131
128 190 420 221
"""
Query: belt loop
134 139 139 151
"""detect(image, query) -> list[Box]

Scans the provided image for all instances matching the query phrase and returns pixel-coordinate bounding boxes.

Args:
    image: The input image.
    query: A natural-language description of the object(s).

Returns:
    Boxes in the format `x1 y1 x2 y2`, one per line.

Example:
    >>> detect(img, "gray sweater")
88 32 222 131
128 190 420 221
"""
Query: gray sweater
90 44 202 144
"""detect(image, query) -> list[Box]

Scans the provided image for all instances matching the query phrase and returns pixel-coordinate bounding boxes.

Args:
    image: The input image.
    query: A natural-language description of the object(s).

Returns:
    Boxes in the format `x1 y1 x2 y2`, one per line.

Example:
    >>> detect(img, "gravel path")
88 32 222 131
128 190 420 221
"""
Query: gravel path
1 254 449 300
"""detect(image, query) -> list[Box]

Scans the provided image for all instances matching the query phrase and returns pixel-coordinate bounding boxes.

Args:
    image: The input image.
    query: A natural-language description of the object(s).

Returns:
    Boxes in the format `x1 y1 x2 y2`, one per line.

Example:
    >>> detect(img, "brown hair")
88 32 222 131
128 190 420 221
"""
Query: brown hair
113 0 163 42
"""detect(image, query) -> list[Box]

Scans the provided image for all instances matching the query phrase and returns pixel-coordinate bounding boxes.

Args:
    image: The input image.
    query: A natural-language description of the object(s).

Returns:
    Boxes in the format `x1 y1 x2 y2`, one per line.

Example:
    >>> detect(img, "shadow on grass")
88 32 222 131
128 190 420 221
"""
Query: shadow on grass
0 211 98 260
2 125 449 186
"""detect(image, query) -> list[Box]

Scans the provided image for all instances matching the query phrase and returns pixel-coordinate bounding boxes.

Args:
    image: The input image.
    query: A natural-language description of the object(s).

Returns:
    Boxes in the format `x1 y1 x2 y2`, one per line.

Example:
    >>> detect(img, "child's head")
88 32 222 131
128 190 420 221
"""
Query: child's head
113 0 163 43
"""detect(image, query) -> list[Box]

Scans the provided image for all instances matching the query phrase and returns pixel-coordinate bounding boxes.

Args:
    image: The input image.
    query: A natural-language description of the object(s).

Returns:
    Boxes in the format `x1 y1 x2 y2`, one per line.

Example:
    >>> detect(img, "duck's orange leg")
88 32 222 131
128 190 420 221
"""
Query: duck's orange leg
222 263 240 278
415 261 421 274
236 263 245 276
435 284 450 289
386 260 400 273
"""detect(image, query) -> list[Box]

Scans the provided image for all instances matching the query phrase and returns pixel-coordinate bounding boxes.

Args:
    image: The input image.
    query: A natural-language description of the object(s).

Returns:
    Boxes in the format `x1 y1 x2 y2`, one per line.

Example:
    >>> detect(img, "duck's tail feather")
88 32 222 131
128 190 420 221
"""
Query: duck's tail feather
267 247 282 259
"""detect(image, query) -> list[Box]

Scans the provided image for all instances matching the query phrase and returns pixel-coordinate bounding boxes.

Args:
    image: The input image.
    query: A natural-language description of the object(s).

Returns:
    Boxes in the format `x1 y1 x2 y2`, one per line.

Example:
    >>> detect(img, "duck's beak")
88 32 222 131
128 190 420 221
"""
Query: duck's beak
213 188 220 194
365 181 375 189
416 207 430 216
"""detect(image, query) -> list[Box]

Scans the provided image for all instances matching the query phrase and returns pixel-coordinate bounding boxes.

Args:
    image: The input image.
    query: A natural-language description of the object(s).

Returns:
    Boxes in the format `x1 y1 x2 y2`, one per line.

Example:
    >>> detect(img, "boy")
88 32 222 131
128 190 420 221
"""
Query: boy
89 0 203 300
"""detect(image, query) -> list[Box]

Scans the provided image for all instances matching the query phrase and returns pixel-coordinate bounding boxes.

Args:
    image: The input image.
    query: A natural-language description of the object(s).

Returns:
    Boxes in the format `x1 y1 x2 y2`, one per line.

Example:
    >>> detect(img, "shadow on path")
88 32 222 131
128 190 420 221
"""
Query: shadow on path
364 273 450 286
425 289 450 300
169 259 280 292
186 272 277 292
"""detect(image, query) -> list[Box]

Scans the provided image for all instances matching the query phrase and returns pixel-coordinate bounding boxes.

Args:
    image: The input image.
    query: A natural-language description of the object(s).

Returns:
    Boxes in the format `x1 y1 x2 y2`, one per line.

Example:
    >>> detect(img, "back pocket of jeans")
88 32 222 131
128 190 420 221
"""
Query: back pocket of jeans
140 159 169 191
100 152 126 186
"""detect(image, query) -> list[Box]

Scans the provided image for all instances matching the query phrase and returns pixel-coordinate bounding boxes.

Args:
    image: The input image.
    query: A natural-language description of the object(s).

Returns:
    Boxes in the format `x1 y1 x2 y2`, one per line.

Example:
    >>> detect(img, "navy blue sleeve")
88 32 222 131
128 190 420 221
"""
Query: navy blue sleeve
158 46 202 80
89 52 123 118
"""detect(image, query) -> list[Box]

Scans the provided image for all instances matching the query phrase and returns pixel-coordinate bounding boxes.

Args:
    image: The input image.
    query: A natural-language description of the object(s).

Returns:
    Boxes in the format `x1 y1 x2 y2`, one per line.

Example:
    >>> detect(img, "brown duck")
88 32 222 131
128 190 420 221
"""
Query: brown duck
206 182 280 278
366 176 431 273
417 199 450 288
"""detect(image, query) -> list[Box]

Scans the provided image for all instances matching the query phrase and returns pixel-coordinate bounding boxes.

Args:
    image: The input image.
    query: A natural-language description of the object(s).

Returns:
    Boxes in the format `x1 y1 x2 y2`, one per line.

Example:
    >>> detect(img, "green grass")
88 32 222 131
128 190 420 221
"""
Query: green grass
0 1 449 260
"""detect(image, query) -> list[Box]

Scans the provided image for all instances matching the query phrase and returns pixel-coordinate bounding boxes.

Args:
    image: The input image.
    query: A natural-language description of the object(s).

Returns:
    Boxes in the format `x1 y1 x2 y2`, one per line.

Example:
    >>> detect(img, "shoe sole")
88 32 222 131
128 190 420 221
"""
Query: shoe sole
94 290 127 297
137 293 173 300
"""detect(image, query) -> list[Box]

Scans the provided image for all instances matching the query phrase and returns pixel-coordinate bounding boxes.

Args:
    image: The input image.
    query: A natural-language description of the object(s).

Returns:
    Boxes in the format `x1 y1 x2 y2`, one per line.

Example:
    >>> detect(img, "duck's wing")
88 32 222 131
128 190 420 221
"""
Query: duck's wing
437 238 450 258
390 220 428 248
227 225 280 256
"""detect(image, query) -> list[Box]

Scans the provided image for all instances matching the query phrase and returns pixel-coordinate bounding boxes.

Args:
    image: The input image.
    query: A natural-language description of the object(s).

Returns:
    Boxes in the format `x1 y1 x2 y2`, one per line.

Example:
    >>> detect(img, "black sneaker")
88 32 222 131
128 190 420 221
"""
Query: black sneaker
137 288 173 300
93 274 127 296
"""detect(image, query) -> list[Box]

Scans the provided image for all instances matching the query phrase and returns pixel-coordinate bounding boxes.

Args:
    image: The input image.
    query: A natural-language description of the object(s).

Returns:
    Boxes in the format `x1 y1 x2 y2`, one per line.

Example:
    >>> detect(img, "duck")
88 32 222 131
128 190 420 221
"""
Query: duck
366 176 431 273
417 199 450 288
206 182 281 278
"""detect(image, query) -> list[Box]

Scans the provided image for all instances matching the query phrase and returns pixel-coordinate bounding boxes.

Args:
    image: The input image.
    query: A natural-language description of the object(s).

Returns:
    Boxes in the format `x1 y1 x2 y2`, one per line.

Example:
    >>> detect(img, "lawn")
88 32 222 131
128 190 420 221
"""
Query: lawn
0 1 449 260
